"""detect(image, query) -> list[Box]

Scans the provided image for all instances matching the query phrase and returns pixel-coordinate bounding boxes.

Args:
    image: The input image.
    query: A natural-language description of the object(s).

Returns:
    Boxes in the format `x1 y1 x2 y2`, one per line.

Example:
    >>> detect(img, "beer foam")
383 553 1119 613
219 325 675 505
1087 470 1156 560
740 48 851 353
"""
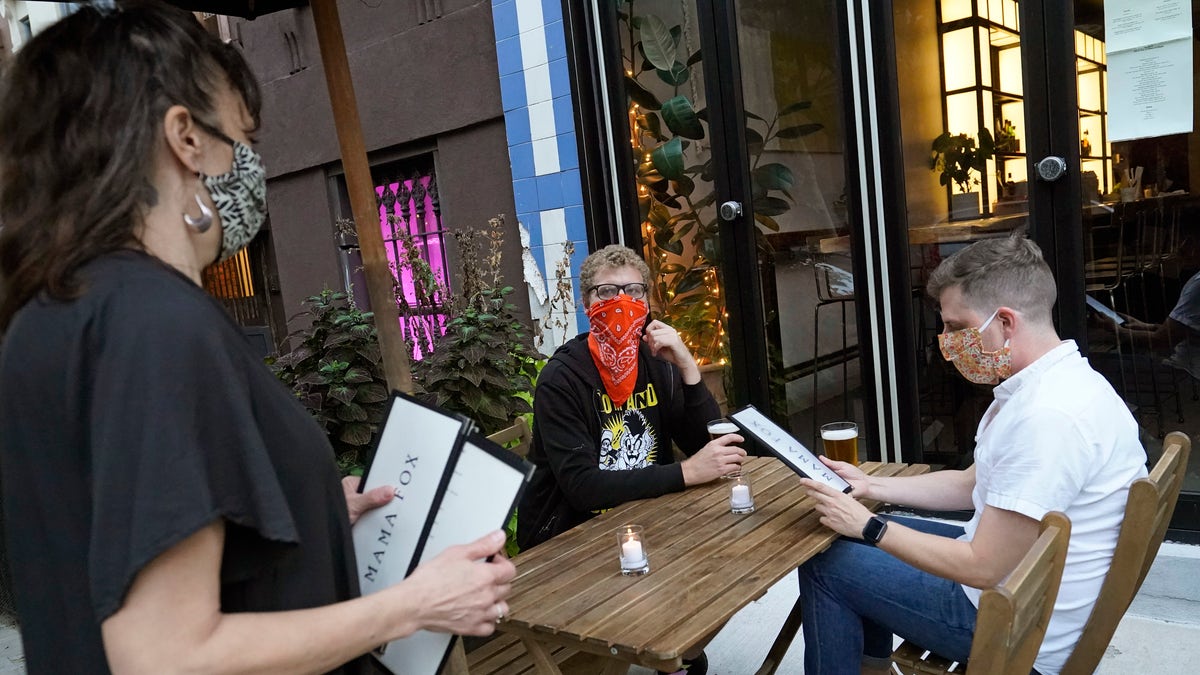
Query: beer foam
708 422 739 435
820 428 857 441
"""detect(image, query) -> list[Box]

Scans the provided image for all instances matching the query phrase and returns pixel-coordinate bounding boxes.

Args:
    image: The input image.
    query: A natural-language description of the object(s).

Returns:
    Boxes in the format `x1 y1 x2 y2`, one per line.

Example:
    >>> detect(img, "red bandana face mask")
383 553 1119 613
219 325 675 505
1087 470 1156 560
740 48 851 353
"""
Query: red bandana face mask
586 295 649 407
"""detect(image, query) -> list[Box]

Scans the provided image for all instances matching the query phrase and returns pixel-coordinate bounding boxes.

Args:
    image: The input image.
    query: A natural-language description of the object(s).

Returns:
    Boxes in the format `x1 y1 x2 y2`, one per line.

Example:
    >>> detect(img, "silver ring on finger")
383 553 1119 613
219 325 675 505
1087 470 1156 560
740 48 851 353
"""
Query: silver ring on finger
494 603 505 624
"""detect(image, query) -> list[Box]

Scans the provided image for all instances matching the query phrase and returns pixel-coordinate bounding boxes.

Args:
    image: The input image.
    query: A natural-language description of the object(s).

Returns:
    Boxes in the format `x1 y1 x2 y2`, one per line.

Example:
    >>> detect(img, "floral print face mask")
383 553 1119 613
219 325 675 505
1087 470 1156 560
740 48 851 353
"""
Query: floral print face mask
937 309 1012 385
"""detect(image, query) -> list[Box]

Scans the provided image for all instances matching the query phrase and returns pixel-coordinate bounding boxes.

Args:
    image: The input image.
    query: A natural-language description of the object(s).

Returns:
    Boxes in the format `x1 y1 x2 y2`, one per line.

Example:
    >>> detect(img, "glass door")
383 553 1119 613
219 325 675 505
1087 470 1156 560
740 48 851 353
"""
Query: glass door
892 0 1198 532
609 0 877 454
895 0 1033 471
1065 0 1199 535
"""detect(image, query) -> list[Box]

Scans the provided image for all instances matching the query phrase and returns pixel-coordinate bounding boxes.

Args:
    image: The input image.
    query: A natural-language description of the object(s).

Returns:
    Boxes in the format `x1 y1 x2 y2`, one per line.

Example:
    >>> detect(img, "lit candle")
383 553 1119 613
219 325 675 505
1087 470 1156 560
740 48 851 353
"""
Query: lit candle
731 484 752 508
616 525 649 575
621 538 645 566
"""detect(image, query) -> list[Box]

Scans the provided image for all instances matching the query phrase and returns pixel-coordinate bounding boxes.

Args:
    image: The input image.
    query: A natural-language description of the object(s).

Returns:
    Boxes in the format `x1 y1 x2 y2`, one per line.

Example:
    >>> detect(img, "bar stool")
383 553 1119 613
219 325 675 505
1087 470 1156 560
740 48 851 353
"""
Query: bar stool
1086 213 1130 397
810 261 855 444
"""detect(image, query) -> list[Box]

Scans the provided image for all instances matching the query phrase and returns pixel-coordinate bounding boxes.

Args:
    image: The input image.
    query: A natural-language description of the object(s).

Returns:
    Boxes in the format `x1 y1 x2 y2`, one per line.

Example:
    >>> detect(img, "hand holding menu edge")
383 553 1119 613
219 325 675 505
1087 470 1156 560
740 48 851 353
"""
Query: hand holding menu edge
799 458 875 539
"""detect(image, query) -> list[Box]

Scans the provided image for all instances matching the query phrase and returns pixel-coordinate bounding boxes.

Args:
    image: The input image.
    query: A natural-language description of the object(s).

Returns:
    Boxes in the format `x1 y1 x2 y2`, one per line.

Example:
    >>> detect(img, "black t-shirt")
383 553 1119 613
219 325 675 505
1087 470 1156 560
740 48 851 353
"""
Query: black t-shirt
0 250 371 674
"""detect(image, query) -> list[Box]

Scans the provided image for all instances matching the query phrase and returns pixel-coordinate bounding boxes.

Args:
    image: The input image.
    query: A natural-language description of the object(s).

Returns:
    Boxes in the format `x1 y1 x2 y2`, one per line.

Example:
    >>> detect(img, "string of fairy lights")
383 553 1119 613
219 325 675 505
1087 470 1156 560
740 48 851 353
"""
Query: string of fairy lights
628 95 728 366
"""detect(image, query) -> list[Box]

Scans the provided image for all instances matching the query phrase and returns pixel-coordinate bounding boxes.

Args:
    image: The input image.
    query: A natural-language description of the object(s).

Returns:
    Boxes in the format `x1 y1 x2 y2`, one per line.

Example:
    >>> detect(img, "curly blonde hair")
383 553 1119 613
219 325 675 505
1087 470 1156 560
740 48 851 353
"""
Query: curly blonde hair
579 245 652 294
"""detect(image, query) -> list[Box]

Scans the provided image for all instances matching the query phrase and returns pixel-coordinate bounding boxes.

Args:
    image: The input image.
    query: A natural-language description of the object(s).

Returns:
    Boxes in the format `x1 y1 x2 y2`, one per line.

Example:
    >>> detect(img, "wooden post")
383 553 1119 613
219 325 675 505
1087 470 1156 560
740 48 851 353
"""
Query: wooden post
308 0 413 393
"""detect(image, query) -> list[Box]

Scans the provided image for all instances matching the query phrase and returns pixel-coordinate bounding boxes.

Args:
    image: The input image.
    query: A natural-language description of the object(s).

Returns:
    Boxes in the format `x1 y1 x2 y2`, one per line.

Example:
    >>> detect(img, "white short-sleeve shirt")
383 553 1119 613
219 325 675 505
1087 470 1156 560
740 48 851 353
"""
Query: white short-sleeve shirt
959 341 1146 675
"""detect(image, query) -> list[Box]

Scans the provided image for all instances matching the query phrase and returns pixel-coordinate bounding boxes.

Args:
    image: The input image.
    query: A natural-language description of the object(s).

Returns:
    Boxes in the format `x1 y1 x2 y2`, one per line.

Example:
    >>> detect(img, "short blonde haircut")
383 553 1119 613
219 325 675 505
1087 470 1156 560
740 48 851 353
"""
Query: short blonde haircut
579 245 652 293
926 235 1057 326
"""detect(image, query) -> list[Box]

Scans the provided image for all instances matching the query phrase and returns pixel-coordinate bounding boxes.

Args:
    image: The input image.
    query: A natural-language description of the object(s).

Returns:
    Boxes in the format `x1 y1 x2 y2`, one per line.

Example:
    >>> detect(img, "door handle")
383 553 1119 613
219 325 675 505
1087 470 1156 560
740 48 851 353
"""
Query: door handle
1035 156 1068 182
719 201 743 221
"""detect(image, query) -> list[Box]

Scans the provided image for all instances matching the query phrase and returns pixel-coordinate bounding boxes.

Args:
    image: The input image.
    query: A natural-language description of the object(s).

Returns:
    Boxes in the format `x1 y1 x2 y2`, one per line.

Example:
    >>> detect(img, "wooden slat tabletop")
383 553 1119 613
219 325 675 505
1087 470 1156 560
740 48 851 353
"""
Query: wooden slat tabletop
498 458 929 672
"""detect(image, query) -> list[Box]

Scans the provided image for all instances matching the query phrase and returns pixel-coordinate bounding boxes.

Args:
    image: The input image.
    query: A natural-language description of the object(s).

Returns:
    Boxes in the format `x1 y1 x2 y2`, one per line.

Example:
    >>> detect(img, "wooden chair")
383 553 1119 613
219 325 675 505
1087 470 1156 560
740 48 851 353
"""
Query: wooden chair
891 511 1072 675
1059 431 1191 675
453 417 537 675
487 416 533 458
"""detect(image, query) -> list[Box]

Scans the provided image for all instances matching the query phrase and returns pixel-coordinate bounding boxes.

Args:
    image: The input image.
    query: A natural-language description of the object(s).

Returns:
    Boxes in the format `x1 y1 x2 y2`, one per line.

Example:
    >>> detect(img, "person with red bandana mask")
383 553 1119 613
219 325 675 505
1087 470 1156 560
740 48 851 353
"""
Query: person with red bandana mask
518 245 747 554
517 246 743 674
792 236 1146 675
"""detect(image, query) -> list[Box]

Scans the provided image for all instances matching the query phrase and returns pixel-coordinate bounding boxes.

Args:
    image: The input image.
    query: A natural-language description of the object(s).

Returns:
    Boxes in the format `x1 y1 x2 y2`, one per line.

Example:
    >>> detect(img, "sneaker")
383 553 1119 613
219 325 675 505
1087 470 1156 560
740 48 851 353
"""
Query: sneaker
657 651 708 675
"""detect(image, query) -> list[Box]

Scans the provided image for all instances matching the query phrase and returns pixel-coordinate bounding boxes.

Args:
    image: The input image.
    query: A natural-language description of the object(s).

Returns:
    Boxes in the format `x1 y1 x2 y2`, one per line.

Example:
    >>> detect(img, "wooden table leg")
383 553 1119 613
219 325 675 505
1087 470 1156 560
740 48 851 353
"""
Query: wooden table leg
597 658 630 675
755 597 803 675
520 637 566 675
558 651 630 675
520 640 632 675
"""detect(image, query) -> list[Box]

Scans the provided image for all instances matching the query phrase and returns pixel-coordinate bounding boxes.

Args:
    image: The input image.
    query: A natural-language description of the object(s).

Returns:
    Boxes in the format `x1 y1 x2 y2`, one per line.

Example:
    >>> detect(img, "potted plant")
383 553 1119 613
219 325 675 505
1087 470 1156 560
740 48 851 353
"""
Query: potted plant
930 129 994 220
412 215 542 436
269 288 390 475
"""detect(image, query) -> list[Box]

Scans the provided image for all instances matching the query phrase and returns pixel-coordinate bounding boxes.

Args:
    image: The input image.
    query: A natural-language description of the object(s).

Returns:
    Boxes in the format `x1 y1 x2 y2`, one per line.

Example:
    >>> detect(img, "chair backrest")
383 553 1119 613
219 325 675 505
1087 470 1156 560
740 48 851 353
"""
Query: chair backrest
487 416 533 458
1084 218 1124 287
965 511 1071 675
1060 431 1191 675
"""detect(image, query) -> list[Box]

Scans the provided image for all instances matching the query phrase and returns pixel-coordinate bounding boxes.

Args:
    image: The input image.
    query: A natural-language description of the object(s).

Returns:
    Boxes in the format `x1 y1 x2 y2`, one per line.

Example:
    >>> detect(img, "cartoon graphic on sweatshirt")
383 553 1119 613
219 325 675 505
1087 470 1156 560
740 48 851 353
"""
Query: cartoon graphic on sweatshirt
599 408 658 470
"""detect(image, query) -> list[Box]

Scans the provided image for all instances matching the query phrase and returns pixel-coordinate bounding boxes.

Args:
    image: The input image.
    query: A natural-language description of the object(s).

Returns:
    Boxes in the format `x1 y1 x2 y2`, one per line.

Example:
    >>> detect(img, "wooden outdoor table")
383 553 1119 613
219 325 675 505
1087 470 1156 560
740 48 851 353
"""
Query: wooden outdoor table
495 458 929 674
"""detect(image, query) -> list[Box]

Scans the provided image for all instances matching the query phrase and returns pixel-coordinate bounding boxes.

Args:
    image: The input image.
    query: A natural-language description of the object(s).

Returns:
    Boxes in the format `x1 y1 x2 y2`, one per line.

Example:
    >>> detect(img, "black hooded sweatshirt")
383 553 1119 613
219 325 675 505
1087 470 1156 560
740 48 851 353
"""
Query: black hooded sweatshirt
516 333 720 550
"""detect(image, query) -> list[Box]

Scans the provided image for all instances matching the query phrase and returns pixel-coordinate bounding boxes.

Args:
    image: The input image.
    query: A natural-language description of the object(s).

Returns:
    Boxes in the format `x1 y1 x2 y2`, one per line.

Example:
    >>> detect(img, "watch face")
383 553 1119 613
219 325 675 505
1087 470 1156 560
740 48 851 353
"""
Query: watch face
864 517 887 544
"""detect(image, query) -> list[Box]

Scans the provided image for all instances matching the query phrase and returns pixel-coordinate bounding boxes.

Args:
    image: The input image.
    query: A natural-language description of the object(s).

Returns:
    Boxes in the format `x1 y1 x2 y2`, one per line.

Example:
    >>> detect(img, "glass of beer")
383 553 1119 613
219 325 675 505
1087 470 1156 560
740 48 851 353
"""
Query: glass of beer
820 421 859 466
707 417 739 440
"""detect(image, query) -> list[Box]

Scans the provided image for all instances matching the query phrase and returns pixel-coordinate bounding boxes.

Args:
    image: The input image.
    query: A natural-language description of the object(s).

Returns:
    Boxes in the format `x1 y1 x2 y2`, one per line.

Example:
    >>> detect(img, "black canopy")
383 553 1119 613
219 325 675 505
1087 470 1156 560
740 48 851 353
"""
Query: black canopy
161 0 306 19
48 0 307 19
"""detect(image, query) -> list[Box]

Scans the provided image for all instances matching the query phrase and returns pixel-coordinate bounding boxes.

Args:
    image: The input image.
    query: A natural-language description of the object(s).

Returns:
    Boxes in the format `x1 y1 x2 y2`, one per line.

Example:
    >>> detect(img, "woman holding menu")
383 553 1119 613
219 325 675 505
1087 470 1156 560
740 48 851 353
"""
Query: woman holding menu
0 4 512 673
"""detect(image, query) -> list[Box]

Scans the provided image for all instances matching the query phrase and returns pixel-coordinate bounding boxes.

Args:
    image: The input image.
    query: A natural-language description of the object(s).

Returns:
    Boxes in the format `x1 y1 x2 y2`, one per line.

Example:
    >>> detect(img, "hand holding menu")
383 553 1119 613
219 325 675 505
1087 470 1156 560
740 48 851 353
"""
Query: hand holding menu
729 405 852 493
352 393 533 675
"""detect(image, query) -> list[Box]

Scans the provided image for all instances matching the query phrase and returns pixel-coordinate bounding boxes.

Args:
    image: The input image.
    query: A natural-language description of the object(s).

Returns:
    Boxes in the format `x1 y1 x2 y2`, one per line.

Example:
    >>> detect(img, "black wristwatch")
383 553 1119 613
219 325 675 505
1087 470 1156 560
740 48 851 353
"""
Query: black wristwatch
862 516 888 546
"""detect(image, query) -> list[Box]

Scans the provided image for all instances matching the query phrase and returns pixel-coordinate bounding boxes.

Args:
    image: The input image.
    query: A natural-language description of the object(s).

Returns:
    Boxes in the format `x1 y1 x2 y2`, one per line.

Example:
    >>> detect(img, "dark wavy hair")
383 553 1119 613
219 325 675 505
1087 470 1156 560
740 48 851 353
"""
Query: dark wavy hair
0 1 261 332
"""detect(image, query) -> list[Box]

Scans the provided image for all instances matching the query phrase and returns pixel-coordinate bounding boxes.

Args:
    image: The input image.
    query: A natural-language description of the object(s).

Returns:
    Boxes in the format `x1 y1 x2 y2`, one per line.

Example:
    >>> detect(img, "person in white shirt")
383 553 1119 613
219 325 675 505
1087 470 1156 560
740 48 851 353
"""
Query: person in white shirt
1106 236 1200 379
797 236 1147 675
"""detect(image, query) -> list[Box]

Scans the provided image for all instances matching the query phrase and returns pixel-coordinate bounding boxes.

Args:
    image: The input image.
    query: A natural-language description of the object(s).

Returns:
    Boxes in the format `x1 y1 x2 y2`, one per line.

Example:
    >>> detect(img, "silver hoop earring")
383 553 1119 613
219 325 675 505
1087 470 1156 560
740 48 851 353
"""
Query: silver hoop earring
183 193 213 233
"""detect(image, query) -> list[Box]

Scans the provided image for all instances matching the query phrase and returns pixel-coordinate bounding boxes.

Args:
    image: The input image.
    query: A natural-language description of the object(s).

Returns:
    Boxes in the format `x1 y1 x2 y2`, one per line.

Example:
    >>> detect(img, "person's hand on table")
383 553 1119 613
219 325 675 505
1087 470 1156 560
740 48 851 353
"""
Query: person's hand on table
401 530 516 636
342 475 395 525
681 434 747 486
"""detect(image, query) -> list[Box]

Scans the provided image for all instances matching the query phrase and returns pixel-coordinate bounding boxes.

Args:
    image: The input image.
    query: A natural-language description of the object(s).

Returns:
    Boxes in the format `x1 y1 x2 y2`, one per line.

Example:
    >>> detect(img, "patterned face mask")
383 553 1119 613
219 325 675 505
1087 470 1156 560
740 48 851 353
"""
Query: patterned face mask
203 140 268 263
194 119 268 263
586 294 649 407
937 309 1012 385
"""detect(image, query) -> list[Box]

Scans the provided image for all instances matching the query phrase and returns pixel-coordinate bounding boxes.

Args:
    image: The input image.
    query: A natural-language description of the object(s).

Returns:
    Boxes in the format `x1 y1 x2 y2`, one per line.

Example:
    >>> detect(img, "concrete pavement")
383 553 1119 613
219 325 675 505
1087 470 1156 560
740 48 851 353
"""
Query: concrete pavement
0 616 21 674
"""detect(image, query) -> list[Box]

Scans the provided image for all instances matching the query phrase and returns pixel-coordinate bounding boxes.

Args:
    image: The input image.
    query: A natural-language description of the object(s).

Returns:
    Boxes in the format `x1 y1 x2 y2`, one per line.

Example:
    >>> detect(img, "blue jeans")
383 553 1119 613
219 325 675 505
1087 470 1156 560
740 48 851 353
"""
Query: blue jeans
798 517 976 675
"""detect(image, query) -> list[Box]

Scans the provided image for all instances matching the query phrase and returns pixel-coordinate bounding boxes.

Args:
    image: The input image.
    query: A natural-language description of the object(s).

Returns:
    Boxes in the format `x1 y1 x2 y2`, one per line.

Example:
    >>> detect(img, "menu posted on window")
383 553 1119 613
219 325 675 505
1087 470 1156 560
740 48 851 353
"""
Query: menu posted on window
729 405 853 494
1106 0 1193 141
351 393 534 675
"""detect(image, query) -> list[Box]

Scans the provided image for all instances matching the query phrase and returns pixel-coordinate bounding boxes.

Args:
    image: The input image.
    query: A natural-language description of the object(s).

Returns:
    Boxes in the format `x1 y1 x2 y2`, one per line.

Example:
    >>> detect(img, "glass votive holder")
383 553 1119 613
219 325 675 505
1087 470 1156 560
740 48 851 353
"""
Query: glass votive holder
728 471 755 514
616 524 650 576
707 417 739 441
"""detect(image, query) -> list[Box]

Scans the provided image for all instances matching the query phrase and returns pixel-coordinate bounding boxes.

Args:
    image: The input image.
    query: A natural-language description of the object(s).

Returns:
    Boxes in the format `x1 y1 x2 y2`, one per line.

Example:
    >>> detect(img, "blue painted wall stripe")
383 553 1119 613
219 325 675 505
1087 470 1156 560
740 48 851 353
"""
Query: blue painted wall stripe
492 0 590 347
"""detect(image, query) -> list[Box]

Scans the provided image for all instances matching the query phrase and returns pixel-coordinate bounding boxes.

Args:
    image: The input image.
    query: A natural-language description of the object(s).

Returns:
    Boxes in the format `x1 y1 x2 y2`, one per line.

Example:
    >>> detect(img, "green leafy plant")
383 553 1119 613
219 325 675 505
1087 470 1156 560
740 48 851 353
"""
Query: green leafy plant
270 289 389 475
412 215 542 435
620 2 822 366
930 129 995 193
